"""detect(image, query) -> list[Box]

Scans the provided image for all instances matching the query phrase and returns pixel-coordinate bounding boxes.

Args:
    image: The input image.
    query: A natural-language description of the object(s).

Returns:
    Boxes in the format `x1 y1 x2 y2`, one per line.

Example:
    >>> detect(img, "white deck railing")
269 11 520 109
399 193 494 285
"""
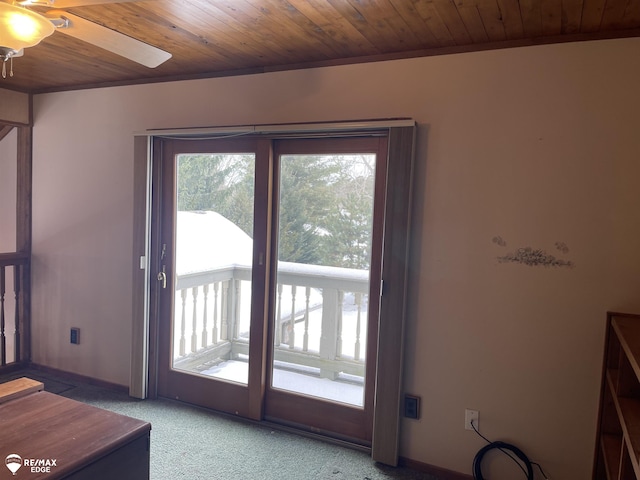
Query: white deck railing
173 262 369 380
0 253 27 367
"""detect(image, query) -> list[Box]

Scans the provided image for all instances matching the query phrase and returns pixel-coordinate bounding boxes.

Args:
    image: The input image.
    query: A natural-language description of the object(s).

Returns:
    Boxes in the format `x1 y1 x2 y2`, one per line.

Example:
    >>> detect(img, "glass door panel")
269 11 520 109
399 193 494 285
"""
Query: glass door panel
172 153 255 385
156 137 270 420
271 153 376 408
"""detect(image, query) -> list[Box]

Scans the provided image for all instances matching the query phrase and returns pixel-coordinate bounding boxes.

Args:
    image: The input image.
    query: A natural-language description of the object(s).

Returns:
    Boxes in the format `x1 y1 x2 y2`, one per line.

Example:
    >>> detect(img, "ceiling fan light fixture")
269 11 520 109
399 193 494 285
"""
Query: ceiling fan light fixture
16 0 54 6
0 2 55 54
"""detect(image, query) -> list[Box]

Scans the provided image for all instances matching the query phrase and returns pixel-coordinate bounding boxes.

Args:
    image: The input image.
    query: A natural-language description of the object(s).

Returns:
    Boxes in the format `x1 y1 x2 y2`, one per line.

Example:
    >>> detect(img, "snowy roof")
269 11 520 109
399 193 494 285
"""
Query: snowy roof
175 211 252 275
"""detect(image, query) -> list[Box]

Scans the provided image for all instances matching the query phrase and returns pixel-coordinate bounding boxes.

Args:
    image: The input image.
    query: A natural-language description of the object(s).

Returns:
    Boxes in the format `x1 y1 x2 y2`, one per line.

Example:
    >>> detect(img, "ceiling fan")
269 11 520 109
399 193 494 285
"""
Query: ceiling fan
0 0 171 77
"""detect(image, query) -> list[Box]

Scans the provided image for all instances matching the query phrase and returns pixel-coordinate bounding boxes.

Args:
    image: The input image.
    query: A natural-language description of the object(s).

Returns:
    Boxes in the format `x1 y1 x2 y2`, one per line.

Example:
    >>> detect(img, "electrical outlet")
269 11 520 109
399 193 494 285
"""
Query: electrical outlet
404 395 420 419
465 409 478 430
70 327 80 345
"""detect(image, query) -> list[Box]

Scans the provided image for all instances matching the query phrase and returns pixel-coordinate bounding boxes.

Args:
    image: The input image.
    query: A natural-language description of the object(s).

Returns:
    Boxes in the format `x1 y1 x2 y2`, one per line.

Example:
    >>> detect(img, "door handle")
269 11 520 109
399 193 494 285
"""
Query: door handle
157 265 167 289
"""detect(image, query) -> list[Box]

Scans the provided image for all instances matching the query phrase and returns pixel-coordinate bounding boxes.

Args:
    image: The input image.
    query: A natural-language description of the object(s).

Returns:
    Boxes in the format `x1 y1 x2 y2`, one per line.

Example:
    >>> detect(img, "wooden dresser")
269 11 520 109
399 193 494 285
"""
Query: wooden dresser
0 378 151 479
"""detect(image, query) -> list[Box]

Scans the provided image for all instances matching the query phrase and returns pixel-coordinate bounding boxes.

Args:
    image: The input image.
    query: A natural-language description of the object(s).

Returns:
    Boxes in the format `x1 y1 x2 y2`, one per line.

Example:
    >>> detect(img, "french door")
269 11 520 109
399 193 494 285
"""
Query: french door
263 138 386 442
153 133 388 445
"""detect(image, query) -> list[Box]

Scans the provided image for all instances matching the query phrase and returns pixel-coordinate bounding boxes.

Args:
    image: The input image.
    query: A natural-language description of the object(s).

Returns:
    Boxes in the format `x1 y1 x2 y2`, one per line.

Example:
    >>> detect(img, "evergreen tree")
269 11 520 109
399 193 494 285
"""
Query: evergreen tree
177 153 254 236
176 152 376 269
319 155 375 269
277 154 340 265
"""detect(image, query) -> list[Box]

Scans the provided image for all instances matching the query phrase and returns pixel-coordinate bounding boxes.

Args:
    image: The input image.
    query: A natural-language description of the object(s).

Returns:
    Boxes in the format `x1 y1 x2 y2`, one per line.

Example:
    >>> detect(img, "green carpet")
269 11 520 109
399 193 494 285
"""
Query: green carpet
0 369 438 480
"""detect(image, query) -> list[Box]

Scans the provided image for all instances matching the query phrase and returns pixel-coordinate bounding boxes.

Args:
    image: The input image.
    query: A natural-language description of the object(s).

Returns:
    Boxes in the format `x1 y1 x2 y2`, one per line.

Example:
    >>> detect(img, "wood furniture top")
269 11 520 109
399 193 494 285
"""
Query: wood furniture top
0 377 44 405
0 389 151 479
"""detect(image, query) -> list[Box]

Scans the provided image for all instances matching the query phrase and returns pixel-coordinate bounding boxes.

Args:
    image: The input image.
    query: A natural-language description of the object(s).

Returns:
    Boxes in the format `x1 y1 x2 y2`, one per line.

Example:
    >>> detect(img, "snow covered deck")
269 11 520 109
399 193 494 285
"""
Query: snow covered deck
172 211 370 407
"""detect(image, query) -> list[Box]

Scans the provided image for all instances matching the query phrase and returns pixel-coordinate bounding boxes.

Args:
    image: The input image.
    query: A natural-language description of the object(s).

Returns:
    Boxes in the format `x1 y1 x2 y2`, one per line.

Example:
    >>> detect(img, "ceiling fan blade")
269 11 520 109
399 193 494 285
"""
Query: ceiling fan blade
50 0 150 7
46 10 171 68
13 0 152 6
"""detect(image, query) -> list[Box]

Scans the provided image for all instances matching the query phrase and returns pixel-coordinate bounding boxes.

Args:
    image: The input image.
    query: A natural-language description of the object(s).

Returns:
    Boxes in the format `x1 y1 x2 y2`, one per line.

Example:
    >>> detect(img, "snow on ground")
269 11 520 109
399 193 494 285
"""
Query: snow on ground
200 359 364 407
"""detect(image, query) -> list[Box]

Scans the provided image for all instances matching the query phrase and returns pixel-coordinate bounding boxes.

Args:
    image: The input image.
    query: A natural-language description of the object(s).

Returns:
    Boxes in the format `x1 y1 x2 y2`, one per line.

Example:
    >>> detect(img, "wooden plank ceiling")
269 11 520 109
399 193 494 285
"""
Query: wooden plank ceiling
1 0 639 94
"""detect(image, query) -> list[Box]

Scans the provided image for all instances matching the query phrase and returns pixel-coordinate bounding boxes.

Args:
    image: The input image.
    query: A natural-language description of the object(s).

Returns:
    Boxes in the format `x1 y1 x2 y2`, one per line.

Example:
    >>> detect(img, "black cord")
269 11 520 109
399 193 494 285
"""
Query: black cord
472 441 534 479
471 421 528 476
532 462 549 479
471 420 548 480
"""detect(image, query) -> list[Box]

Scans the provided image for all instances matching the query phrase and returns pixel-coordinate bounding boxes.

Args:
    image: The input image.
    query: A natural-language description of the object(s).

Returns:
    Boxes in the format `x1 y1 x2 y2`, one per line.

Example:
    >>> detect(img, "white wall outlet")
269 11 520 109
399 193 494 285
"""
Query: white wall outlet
465 409 479 431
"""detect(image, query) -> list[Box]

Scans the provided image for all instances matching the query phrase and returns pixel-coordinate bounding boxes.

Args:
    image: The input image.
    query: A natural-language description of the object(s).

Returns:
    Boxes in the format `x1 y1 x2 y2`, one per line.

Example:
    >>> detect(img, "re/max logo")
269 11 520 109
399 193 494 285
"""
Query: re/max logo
23 458 57 467
4 454 59 475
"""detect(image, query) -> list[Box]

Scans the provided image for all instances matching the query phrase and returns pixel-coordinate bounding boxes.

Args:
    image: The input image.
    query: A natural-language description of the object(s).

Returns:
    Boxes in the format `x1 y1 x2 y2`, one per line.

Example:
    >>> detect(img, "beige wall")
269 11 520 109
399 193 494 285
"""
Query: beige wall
0 128 17 252
30 38 640 479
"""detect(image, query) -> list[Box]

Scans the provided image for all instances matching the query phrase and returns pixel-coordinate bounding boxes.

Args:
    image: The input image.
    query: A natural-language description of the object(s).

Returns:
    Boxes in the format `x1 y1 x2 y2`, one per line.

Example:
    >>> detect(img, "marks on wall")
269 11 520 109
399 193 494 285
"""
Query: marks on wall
494 236 574 268
492 235 507 247
555 241 569 254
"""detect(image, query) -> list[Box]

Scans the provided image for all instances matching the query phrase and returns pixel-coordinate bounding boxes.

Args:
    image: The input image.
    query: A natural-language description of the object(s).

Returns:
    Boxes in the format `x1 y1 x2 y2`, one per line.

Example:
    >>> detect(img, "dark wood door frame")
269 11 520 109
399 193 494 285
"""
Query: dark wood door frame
152 137 272 421
0 111 34 368
261 135 388 445
132 121 416 466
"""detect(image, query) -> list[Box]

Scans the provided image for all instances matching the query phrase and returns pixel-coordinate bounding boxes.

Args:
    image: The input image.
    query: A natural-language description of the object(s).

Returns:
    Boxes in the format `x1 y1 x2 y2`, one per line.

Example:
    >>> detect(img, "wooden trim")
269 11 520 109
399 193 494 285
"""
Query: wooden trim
29 29 640 95
399 457 473 480
0 89 30 125
16 127 32 255
16 126 32 362
371 125 416 466
130 136 150 399
0 125 13 142
0 361 29 375
146 137 165 400
0 252 28 267
29 363 129 393
247 138 272 421
366 135 389 439
138 119 412 138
